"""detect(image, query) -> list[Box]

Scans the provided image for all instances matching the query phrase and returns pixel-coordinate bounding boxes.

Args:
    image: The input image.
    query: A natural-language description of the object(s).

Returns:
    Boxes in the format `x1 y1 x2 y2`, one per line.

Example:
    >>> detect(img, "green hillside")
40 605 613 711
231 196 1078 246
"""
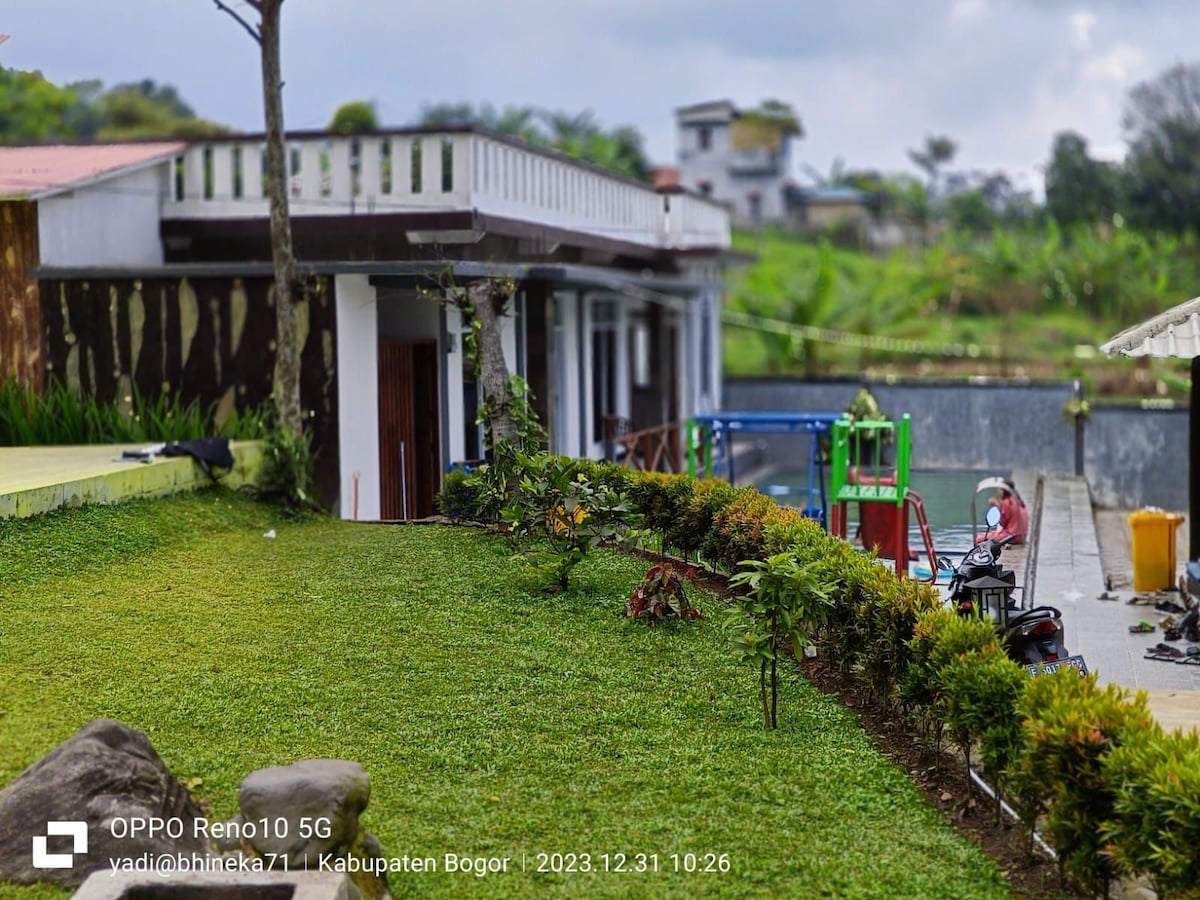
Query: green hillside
724 226 1194 402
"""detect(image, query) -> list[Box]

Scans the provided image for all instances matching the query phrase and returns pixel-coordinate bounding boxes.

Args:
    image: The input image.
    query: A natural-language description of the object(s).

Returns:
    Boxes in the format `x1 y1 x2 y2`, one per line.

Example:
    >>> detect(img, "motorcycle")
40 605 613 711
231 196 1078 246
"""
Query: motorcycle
938 505 1087 675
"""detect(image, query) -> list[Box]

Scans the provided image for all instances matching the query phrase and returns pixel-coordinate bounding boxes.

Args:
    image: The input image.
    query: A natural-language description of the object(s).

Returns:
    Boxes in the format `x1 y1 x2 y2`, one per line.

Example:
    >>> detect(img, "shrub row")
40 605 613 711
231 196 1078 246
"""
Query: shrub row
439 457 1200 897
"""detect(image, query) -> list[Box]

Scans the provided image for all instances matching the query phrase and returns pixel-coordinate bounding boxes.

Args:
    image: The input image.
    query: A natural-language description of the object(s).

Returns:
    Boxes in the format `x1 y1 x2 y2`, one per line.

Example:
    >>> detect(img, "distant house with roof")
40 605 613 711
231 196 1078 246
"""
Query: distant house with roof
674 99 873 237
0 129 732 519
786 185 872 239
675 99 799 225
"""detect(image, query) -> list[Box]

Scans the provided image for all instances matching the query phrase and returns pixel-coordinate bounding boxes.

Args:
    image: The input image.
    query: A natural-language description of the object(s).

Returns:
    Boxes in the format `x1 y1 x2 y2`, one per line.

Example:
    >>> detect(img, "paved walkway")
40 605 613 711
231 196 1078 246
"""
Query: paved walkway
1026 473 1200 733
0 443 262 518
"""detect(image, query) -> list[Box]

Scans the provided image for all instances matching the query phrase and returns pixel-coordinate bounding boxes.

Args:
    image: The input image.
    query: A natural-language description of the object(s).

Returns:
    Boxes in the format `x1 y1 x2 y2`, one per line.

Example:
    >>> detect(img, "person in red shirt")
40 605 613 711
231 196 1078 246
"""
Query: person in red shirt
985 478 1028 544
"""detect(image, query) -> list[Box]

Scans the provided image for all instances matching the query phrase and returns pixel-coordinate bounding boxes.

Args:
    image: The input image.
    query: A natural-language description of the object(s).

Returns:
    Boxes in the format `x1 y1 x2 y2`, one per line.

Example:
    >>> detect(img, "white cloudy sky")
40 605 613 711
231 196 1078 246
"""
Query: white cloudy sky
2 0 1194 193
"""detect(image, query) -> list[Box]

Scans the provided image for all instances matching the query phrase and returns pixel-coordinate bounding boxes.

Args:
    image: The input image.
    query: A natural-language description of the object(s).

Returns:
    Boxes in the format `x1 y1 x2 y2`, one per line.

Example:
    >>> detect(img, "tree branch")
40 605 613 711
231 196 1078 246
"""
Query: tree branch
212 0 262 45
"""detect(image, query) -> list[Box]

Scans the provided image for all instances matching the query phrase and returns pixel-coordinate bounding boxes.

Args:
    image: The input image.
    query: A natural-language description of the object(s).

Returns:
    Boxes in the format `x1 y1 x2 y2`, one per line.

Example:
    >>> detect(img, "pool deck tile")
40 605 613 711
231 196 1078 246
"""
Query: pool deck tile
1027 473 1200 732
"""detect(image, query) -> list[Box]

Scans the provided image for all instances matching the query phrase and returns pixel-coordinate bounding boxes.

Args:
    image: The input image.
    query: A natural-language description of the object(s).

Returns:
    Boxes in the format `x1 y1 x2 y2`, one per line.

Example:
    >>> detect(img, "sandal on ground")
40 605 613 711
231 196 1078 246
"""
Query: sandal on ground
1178 647 1200 665
1165 627 1182 641
1098 591 1119 601
1145 643 1171 660
1129 621 1156 633
1155 599 1187 614
1146 643 1185 660
1160 615 1179 629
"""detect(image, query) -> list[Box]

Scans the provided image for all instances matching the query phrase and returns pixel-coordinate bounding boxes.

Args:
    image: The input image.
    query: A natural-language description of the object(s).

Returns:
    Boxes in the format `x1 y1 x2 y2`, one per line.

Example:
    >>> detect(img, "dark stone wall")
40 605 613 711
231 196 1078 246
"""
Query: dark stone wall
724 377 1188 510
38 275 341 507
1086 405 1190 510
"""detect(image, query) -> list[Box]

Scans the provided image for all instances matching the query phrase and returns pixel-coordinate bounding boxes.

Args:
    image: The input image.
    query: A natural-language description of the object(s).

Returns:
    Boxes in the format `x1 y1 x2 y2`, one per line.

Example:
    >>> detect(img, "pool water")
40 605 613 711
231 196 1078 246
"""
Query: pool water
755 468 999 559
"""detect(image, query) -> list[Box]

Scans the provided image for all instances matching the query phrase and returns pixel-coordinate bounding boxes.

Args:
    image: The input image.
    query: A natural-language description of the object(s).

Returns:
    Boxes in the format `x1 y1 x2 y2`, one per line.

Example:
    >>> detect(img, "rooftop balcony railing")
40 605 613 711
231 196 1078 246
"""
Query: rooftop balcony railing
727 147 784 176
162 128 730 251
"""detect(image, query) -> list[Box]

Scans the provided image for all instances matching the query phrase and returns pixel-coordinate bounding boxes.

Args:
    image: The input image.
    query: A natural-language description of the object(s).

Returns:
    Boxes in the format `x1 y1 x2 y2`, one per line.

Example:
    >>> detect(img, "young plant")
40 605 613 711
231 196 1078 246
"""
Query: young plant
939 646 1026 790
436 469 484 521
728 552 833 729
626 561 701 624
469 375 547 523
258 423 316 511
503 454 640 591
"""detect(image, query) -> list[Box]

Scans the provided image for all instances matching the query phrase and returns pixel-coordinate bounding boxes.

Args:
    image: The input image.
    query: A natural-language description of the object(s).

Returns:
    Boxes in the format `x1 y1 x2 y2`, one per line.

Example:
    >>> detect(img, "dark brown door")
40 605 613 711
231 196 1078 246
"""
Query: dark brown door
378 340 440 519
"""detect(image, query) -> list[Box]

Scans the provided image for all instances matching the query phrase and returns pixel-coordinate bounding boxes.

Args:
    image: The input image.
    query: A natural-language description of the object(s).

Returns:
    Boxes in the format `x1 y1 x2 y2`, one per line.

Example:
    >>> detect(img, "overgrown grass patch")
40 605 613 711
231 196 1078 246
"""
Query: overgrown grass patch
0 491 1011 898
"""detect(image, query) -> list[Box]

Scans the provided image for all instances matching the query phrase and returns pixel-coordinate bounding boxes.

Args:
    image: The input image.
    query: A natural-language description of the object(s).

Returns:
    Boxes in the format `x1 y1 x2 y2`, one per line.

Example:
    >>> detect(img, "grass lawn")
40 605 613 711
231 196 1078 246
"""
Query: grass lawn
0 491 1011 899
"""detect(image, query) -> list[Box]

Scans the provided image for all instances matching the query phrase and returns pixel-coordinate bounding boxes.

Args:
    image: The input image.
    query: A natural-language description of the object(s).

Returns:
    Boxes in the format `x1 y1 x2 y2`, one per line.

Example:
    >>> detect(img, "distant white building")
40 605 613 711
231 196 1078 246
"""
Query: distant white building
675 99 795 225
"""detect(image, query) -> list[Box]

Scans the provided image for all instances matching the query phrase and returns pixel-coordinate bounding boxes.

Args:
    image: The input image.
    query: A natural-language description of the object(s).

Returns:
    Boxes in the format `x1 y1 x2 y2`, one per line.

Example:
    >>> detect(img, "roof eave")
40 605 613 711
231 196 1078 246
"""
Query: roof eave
29 146 184 201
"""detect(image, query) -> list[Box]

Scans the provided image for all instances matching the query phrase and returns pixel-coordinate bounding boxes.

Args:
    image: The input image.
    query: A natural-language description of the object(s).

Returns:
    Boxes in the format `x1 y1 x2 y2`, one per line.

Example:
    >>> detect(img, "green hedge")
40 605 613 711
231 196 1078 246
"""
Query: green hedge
438 456 1200 897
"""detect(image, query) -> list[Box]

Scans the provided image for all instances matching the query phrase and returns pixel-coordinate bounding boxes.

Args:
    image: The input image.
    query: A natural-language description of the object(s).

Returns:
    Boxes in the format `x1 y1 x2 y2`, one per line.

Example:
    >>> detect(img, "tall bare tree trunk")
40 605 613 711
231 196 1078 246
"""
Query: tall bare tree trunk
213 0 303 439
467 279 518 447
258 1 303 438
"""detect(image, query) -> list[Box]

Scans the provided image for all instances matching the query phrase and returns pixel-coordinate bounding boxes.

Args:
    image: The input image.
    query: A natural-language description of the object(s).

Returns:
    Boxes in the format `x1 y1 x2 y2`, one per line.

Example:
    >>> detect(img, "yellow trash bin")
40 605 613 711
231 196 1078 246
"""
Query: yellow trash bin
1128 508 1184 592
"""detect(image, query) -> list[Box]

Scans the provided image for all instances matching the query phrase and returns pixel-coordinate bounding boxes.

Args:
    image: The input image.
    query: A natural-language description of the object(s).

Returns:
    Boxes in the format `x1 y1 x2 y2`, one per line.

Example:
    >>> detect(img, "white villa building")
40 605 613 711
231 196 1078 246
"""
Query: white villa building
0 127 732 519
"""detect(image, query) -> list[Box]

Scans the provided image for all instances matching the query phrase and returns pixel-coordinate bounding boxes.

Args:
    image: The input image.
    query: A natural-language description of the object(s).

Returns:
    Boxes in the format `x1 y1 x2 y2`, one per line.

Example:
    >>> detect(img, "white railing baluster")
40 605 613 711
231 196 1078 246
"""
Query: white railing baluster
211 145 233 201
421 136 441 196
159 130 729 249
453 134 473 200
183 146 205 200
299 143 321 200
329 139 352 205
358 137 381 199
392 137 411 198
242 144 263 199
469 135 480 194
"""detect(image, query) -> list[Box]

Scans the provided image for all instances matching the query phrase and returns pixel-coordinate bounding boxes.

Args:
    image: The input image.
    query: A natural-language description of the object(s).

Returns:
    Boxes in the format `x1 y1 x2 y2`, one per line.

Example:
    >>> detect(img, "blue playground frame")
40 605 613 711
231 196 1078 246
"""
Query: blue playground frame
686 411 844 523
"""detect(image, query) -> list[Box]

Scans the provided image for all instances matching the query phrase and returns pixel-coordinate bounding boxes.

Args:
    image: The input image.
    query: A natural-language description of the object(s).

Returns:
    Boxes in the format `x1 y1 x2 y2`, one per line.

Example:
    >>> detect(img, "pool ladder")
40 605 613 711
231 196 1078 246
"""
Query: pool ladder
906 489 940 583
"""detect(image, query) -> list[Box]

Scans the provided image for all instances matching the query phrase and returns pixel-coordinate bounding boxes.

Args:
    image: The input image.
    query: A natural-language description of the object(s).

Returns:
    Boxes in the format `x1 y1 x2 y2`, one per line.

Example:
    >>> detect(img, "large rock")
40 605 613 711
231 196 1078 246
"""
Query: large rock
237 759 369 866
238 760 389 899
0 719 210 887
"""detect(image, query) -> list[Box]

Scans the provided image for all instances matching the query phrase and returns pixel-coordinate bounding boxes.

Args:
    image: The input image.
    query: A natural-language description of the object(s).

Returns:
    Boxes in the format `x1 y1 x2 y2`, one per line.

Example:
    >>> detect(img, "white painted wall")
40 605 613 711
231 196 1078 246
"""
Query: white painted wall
501 302 518 373
673 307 691 423
579 295 598 459
707 286 723 412
614 299 631 424
553 290 583 457
445 304 466 466
677 121 734 205
334 274 380 520
38 165 168 267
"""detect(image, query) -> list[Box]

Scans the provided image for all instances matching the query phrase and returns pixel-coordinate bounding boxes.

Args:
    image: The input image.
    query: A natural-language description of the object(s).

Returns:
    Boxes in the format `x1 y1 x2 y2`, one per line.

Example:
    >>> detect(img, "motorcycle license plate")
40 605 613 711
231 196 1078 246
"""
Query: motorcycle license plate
1026 655 1088 677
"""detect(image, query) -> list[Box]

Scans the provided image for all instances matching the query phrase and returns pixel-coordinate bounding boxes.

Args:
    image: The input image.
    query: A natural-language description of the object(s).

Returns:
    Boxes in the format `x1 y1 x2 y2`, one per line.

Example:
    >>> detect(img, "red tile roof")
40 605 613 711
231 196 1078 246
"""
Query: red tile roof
0 142 186 199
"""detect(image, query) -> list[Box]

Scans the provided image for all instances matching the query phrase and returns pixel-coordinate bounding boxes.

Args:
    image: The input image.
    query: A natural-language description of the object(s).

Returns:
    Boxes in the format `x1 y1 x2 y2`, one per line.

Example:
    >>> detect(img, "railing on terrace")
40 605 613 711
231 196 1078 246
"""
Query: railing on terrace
604 416 685 474
162 129 730 251
728 147 784 176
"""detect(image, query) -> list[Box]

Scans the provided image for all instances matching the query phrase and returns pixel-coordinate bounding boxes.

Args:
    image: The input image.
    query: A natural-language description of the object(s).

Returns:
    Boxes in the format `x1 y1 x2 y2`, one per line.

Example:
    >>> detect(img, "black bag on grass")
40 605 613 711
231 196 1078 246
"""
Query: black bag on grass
162 437 235 481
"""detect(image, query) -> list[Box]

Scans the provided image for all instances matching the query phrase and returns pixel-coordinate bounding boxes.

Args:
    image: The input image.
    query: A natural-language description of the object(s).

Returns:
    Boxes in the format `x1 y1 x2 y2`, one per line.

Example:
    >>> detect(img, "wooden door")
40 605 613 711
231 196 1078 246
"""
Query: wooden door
378 340 440 519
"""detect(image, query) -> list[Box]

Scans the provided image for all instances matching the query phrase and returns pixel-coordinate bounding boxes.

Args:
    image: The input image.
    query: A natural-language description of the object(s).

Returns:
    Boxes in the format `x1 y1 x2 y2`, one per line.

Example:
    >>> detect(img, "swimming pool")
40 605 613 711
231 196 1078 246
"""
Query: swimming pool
753 467 998 558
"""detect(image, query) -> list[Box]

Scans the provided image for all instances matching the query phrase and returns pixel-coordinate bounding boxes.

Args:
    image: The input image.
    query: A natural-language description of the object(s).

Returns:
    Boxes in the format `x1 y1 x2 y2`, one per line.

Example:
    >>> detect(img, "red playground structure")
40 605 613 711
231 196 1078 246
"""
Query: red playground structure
828 415 938 580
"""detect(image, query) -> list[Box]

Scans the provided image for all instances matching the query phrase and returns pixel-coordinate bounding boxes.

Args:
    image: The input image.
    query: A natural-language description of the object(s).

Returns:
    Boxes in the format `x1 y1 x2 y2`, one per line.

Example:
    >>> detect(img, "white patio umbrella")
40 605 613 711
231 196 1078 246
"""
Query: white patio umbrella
1100 295 1200 560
